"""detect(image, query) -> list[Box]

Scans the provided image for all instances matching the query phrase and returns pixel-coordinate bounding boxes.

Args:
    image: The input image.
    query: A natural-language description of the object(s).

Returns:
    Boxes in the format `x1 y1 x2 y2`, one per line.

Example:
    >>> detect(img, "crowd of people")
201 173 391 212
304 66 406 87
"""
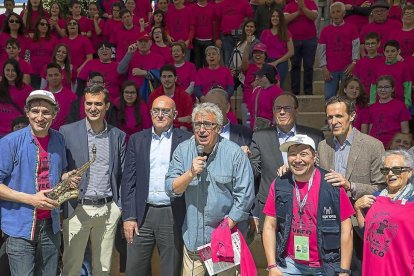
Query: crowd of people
0 0 414 275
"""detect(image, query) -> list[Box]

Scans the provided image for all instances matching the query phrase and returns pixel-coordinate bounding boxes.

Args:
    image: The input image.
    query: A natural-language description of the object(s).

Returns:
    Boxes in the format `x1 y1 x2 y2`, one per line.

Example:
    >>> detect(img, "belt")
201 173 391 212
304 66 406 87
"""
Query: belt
147 203 171 208
78 196 113 205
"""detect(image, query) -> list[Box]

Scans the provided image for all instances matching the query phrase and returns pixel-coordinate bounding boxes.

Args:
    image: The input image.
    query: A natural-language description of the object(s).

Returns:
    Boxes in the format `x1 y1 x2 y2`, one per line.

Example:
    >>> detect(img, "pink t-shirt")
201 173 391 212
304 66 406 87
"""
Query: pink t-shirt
360 20 403 52
103 18 123 42
175 61 197 91
353 104 369 131
69 16 90 35
110 25 143 61
388 5 402 22
34 135 51 220
78 59 123 105
284 0 318 40
243 63 261 112
0 33 30 62
0 58 33 77
319 23 359 72
127 51 165 88
21 10 50 35
101 0 121 14
338 0 372 33
60 35 94 71
50 18 67 39
29 36 59 74
88 18 105 51
151 44 173 65
49 87 77 130
388 28 414 58
372 61 411 102
260 30 291 60
192 2 217 40
9 83 32 110
0 102 22 136
353 55 385 93
41 64 75 91
250 84 283 129
368 99 412 147
118 102 151 141
0 13 7 32
195 66 234 95
363 196 414 276
263 169 355 267
165 5 195 43
133 0 153 22
216 0 253 34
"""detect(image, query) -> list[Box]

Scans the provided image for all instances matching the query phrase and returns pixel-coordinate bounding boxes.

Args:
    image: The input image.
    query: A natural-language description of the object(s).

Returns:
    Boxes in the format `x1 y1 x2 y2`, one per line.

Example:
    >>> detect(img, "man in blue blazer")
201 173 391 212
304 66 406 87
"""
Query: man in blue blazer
121 95 191 276
59 85 126 276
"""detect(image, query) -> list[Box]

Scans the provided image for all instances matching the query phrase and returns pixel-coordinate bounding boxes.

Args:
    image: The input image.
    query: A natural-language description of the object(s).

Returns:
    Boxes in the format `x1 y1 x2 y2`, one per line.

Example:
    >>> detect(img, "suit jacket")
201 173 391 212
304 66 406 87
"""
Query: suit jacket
229 123 253 146
318 128 385 200
121 128 192 227
250 125 324 203
59 119 126 218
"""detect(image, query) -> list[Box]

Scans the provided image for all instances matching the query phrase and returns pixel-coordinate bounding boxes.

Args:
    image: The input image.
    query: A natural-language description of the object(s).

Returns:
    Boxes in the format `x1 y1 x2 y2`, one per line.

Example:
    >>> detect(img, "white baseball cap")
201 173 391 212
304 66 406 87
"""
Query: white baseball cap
26 90 57 105
279 134 316 152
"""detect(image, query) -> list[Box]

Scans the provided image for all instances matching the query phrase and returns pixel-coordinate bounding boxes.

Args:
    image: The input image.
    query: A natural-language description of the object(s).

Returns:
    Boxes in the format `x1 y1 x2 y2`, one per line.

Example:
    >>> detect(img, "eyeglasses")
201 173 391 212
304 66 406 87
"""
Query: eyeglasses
150 108 173 117
380 166 411 175
365 42 378 47
68 21 78 26
8 19 20 24
89 80 104 85
404 12 414 16
274 106 295 112
98 46 111 51
193 121 218 131
377 85 392 90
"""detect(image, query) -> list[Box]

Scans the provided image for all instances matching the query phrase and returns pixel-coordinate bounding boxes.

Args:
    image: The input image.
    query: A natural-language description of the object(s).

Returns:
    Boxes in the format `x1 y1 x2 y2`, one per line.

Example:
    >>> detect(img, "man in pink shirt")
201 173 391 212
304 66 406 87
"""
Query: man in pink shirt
262 135 354 276
284 0 318 95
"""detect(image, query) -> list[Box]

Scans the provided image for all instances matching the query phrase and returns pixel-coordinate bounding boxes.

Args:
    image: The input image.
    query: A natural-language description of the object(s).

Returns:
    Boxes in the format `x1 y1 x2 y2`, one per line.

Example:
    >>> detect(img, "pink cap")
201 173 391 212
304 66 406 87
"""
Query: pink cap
252 43 267 53
137 33 151 41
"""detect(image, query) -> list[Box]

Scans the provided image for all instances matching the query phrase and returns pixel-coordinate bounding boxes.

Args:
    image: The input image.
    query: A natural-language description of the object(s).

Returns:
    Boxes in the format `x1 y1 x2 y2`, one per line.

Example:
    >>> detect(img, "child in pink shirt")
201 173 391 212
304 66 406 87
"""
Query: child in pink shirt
68 1 91 37
48 2 66 39
87 2 105 51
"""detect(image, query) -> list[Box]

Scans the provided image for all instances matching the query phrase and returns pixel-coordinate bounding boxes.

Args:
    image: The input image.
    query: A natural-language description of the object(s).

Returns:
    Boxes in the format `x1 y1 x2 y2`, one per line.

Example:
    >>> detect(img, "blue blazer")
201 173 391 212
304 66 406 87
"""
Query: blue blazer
59 119 126 218
121 128 191 227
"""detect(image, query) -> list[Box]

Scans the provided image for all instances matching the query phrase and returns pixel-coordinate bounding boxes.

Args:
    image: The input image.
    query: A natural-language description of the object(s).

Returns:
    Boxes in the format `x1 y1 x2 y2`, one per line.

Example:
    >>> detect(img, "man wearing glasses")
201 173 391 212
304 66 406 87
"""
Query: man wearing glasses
166 102 254 275
121 95 191 276
318 96 385 276
250 92 323 232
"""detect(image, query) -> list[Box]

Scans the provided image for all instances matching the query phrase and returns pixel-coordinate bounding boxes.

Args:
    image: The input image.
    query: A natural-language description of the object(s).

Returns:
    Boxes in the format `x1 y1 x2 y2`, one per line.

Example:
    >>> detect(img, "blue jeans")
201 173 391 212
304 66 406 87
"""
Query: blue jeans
291 38 317 94
279 257 325 275
6 219 61 276
324 71 344 101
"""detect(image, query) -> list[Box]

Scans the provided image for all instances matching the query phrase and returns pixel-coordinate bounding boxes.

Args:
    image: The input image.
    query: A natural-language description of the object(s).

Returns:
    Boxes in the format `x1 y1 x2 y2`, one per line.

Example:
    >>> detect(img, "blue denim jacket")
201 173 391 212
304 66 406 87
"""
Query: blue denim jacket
0 126 67 240
165 137 254 251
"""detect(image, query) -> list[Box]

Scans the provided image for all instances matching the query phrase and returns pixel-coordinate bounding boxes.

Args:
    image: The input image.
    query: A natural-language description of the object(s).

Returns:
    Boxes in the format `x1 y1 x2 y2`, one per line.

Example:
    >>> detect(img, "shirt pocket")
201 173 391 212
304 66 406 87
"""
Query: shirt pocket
213 175 233 195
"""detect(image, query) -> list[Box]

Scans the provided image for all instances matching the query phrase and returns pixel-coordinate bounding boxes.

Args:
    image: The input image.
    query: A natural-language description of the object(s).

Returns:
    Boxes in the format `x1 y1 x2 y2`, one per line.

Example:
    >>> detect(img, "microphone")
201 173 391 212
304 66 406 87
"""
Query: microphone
196 145 204 157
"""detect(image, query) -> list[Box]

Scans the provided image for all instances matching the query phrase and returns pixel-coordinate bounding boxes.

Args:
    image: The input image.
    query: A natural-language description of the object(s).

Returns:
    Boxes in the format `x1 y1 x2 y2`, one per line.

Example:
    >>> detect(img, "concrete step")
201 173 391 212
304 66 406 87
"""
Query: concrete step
297 111 326 130
283 80 325 95
297 95 325 112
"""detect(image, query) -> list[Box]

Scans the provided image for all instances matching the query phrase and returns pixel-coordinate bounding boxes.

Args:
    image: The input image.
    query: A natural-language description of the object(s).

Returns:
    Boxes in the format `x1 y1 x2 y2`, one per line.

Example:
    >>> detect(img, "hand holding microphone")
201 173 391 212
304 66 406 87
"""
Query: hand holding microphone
190 145 207 177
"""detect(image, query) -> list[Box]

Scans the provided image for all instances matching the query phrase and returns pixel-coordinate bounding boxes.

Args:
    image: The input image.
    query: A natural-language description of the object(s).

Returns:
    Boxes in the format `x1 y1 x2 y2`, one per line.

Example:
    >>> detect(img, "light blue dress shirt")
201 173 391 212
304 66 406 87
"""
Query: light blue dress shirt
277 125 296 164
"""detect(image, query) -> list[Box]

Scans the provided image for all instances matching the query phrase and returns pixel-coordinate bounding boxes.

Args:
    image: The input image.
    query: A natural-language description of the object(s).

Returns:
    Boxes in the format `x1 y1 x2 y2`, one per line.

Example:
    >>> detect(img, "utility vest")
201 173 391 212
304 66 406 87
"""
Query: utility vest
275 168 341 276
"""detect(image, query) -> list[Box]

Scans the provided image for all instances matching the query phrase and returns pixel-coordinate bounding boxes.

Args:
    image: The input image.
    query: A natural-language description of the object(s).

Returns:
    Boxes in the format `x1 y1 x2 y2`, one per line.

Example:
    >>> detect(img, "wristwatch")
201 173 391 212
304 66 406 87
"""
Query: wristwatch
339 268 352 275
266 264 278 271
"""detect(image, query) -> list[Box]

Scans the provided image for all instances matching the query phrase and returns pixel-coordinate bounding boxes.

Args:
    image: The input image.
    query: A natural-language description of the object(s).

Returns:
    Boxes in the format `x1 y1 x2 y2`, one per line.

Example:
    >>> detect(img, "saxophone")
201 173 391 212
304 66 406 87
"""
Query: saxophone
46 145 97 205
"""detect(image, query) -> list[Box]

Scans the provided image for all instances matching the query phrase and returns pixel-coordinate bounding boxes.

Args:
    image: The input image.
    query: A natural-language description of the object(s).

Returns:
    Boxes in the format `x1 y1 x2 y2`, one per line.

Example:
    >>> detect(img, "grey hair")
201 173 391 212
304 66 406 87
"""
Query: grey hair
382 150 414 168
25 99 60 115
205 45 221 56
330 1 346 12
191 102 224 126
206 87 229 104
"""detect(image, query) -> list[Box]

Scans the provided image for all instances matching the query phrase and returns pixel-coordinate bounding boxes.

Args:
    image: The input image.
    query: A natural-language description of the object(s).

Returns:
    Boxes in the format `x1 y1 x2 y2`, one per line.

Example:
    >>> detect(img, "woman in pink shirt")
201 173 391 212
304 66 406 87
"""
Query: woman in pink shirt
0 13 29 63
88 2 105 51
260 8 294 87
172 41 196 95
147 9 166 33
109 80 151 141
340 77 369 133
48 2 66 38
21 0 49 37
29 17 58 89
151 26 173 64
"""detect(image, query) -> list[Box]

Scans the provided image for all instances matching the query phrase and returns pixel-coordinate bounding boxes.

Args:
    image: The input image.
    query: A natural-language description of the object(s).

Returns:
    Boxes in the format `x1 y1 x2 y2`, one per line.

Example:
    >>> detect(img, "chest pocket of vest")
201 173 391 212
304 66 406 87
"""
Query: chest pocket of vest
320 226 340 250
275 187 291 222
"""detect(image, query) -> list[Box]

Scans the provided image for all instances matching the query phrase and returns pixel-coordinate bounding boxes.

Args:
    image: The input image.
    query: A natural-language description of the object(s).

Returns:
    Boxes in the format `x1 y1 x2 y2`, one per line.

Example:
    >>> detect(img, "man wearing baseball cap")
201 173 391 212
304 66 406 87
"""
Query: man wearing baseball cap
262 134 354 276
0 90 79 275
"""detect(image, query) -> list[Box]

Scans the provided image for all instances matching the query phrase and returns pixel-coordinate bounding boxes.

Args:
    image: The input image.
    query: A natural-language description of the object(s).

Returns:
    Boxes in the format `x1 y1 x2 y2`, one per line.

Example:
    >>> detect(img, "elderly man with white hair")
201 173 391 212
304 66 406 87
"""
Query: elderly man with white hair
165 102 254 275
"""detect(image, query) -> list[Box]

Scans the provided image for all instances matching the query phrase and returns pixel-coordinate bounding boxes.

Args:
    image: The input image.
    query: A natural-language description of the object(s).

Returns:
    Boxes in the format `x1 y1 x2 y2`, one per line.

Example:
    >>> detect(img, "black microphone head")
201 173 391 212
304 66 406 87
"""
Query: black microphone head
196 145 204 157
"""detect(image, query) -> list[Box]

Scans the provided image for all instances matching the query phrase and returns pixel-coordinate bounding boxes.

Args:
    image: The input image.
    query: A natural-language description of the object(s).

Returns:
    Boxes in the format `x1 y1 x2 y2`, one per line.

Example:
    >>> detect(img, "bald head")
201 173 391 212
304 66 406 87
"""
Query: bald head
152 95 176 110
151 95 177 135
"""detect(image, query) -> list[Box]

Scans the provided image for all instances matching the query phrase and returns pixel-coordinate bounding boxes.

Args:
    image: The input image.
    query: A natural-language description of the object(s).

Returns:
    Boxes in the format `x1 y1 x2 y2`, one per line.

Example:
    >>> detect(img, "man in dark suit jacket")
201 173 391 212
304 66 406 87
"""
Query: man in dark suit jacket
59 86 126 275
250 92 324 231
121 96 192 276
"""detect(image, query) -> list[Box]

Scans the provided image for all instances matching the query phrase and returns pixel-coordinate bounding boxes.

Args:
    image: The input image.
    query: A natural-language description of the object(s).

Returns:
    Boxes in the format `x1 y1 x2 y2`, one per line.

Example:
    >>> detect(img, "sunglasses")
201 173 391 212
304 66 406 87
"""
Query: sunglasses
8 19 20 24
380 166 411 175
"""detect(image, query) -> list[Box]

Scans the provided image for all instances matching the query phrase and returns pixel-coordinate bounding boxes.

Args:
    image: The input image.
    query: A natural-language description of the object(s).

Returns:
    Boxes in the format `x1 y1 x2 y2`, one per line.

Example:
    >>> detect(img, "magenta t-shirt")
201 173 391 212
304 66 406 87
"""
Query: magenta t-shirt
21 10 50 34
319 23 359 72
363 196 414 276
119 102 151 141
128 51 165 88
339 0 372 33
88 18 105 51
41 64 75 91
360 20 402 52
263 169 355 267
388 28 414 58
284 0 318 40
353 104 369 131
353 55 384 93
101 0 121 14
192 2 217 39
133 0 153 22
50 18 67 39
9 83 32 110
0 58 33 77
175 61 197 91
249 84 283 129
69 16 90 35
103 19 123 42
151 44 173 65
368 99 412 147
0 33 30 62
0 102 22 136
29 36 59 74
110 25 143 61
49 87 77 130
195 66 234 95
389 5 402 22
34 135 51 220
260 29 292 60
165 5 195 43
243 63 261 112
216 0 253 34
60 35 94 71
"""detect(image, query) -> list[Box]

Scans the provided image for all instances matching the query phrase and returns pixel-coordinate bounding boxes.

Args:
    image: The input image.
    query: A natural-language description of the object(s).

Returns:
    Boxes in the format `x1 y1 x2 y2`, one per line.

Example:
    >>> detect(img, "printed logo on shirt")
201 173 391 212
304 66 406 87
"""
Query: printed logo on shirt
366 212 398 258
322 206 337 221
291 200 316 236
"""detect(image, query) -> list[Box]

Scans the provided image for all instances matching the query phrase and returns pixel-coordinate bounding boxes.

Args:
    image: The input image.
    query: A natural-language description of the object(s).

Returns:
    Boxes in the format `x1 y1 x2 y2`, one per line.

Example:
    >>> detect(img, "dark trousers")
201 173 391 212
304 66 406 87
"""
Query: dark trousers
125 205 183 276
290 38 317 95
193 39 215 69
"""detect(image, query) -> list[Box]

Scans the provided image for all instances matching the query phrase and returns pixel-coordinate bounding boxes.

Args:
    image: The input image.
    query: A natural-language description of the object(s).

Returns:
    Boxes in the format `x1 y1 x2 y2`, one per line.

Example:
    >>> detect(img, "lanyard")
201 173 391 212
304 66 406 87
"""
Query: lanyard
292 169 316 229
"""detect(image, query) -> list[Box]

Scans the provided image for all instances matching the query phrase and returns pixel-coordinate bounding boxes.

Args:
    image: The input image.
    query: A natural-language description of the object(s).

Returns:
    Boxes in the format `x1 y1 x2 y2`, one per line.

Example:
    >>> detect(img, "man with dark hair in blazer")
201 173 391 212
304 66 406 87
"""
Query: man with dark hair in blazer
121 96 192 276
59 85 126 275
250 92 324 231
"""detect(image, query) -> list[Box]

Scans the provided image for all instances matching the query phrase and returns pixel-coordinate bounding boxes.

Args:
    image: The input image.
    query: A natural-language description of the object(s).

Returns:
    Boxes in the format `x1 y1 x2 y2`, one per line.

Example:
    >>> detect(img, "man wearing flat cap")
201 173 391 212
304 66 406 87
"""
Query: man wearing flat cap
0 90 79 275
262 134 354 276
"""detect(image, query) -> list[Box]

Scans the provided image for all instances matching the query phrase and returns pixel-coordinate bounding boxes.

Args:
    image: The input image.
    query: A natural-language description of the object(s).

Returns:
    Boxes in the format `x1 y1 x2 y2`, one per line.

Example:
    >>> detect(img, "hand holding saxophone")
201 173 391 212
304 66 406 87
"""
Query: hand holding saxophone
31 190 60 210
62 169 81 189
